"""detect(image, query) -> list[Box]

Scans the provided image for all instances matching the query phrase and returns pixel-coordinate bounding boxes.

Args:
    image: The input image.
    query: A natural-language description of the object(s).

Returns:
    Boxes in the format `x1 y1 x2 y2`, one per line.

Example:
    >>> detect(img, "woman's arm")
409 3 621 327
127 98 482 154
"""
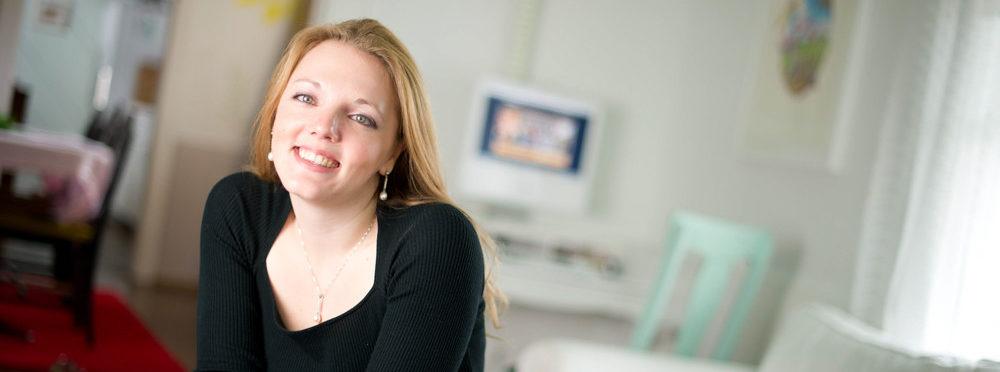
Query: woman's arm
366 204 485 371
195 177 266 371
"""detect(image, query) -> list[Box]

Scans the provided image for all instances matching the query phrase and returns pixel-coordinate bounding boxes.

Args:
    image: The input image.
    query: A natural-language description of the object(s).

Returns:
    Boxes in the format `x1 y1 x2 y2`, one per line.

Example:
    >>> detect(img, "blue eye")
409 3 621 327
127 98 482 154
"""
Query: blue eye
350 114 377 128
292 94 315 105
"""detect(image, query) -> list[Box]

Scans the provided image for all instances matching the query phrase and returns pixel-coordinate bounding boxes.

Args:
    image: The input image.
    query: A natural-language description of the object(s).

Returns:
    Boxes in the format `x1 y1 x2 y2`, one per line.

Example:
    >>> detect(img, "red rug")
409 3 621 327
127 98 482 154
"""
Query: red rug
0 285 185 372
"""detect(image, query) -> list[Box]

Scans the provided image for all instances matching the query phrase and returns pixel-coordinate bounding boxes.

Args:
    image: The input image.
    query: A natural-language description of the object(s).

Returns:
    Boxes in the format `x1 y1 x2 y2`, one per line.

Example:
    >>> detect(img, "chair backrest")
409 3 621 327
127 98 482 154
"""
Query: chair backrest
84 109 111 142
630 211 773 361
83 106 133 248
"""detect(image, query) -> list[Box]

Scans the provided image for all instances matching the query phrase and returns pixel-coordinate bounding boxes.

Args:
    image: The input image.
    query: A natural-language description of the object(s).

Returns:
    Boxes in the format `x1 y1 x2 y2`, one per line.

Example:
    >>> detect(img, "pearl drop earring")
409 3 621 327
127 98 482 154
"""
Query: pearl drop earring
267 152 273 161
379 172 390 201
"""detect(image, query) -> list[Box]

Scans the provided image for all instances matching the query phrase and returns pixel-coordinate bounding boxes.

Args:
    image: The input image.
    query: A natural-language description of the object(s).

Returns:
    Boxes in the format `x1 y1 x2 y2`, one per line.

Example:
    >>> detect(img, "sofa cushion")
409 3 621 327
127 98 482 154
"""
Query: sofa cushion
759 304 992 372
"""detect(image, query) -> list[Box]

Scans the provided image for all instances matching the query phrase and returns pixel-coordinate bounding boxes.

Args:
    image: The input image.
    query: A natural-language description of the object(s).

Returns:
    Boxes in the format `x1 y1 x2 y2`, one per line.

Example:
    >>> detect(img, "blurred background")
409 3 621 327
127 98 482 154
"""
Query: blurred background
1 0 999 371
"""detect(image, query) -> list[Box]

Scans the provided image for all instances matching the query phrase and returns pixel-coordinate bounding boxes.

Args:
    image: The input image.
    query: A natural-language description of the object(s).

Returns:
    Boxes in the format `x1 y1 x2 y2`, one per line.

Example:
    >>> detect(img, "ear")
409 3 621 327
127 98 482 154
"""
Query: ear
381 141 405 175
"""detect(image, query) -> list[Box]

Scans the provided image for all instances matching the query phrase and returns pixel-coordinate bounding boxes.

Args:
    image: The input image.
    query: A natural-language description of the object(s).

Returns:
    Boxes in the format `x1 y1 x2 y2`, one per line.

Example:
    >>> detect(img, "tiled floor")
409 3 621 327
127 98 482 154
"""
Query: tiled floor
127 285 198 368
93 222 199 368
90 223 635 371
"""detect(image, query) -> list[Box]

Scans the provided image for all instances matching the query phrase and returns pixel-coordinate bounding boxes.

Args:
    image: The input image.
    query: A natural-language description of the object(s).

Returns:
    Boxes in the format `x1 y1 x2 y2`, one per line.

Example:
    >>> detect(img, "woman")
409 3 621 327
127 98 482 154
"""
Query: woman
196 19 504 371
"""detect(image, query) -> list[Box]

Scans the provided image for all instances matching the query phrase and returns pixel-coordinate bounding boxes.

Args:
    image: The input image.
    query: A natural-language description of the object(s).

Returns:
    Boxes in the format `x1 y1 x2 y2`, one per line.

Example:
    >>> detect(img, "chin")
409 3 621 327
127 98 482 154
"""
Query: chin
283 179 327 200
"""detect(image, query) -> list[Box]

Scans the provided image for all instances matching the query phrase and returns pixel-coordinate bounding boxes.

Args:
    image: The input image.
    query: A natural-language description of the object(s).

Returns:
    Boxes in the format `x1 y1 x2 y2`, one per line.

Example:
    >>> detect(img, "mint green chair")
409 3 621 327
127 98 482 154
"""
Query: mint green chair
629 211 773 361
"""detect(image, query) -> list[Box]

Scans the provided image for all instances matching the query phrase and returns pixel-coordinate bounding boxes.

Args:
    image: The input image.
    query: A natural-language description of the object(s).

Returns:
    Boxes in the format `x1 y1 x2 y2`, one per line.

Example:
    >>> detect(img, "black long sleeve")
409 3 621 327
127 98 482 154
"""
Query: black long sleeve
195 172 485 371
196 174 267 371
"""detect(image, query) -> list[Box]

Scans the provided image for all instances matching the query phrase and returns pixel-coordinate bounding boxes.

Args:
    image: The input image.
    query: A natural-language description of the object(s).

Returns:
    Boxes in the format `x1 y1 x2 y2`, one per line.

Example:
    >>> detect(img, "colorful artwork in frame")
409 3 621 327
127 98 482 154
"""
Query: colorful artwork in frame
740 0 862 172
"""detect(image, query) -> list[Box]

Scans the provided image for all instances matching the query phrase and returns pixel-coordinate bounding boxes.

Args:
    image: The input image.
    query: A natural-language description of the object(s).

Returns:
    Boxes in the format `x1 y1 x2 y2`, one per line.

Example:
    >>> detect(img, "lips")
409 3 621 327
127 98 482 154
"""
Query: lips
294 146 340 169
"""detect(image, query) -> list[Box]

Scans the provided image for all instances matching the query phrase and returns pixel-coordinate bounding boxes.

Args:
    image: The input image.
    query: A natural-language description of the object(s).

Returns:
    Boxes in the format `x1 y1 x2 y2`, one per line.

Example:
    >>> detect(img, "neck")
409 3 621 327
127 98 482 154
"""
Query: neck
289 193 378 254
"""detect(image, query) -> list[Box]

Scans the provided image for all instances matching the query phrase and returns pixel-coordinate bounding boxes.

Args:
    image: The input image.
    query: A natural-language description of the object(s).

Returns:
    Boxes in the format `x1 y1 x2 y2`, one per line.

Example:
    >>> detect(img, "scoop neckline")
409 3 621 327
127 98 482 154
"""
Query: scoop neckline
260 193 384 335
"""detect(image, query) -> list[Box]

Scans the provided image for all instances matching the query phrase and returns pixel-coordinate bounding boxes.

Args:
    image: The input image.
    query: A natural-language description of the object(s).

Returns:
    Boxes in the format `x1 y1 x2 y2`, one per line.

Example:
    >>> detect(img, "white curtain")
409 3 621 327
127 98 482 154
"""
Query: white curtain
851 0 1000 362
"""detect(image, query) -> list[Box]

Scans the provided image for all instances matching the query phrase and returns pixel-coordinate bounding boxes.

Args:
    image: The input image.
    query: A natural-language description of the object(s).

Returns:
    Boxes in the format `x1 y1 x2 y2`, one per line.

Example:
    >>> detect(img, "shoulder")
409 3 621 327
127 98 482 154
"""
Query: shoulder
383 202 482 261
386 202 476 237
201 172 285 260
207 171 271 200
383 202 485 288
401 202 471 223
205 172 278 209
203 171 283 227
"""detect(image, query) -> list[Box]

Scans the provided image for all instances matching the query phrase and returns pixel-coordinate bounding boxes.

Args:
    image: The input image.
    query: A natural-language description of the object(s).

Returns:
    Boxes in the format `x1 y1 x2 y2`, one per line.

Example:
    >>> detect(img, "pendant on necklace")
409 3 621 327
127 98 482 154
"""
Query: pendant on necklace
315 294 324 324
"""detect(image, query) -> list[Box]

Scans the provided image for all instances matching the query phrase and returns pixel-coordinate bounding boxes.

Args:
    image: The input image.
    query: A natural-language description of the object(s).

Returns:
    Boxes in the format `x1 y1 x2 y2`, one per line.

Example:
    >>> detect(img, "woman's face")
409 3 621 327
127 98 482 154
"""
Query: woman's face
270 40 401 204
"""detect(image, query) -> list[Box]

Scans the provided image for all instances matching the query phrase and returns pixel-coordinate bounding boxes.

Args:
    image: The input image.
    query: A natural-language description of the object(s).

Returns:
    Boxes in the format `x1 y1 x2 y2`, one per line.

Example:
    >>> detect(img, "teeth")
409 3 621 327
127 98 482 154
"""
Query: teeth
298 148 336 168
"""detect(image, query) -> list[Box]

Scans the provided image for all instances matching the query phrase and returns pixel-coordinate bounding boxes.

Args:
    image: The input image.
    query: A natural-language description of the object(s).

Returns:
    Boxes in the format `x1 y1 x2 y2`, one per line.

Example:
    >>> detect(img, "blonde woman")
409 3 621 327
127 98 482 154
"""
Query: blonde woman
196 19 503 371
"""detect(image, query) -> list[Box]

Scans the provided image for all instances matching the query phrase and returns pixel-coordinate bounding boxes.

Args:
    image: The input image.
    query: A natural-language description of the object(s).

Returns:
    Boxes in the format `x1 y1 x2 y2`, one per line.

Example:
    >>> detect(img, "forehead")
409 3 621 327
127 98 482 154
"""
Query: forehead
291 40 395 101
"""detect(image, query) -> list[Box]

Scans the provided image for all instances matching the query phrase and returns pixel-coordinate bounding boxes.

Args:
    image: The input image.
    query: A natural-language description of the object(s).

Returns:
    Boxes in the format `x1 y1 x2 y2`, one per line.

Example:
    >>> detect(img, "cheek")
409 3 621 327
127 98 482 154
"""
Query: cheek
372 133 400 162
344 141 382 166
272 104 295 133
271 106 303 146
342 137 391 170
269 128 290 151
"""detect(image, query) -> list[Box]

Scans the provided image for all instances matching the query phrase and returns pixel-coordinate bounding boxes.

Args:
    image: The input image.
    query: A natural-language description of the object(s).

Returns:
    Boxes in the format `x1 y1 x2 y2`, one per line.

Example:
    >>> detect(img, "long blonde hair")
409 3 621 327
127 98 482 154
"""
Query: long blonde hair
248 19 506 328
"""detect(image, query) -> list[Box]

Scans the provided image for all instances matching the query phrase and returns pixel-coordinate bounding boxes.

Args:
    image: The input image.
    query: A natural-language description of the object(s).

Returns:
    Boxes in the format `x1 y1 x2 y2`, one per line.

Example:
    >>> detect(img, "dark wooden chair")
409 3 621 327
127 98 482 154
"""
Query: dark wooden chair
0 106 134 345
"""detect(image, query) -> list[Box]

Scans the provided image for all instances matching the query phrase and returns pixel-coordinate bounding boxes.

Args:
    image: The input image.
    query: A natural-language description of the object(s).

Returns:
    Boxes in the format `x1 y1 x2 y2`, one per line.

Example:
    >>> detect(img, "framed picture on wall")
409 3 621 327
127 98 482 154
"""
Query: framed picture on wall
738 0 865 173
35 0 75 34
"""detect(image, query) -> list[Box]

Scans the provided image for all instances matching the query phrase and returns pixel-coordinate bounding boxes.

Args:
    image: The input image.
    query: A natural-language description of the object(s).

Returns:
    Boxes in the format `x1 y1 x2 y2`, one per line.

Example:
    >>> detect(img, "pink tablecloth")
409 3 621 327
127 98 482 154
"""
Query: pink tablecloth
0 129 115 223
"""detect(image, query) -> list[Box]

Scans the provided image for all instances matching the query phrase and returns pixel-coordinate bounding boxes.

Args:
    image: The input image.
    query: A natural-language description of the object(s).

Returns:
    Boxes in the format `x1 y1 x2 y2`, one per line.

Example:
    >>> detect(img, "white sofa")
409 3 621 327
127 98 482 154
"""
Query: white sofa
517 304 1000 372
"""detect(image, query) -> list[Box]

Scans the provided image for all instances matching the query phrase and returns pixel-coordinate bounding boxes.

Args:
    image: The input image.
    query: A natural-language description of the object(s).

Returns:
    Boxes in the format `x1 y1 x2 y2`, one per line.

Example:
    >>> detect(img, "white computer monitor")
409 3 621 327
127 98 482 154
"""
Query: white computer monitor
458 78 602 213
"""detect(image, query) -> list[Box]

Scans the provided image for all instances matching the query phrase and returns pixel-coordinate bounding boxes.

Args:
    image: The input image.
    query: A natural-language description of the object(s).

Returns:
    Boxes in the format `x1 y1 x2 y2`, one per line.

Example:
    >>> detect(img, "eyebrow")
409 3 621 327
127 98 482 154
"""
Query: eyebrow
354 98 384 118
292 78 321 88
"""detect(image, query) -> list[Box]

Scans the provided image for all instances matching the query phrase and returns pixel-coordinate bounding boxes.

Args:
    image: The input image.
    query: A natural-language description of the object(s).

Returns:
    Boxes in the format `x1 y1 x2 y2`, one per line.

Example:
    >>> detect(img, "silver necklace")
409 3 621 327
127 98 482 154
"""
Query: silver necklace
295 216 374 324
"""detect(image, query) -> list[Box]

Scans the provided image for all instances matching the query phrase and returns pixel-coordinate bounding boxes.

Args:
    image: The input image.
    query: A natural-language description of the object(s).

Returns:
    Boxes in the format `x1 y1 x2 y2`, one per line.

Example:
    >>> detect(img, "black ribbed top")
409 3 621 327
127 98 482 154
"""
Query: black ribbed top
195 172 485 371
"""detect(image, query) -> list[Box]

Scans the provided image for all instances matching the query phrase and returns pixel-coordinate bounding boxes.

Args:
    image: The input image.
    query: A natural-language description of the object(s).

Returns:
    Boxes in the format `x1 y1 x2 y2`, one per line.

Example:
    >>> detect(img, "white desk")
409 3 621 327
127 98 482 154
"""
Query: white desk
498 260 645 320
495 242 648 320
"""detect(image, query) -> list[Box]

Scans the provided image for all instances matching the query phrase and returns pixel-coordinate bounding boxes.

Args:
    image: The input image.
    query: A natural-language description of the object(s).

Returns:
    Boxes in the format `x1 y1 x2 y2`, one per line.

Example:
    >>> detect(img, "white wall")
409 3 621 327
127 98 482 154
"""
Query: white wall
0 0 25 116
133 0 300 286
14 0 110 132
105 1 171 226
312 0 911 363
105 0 170 109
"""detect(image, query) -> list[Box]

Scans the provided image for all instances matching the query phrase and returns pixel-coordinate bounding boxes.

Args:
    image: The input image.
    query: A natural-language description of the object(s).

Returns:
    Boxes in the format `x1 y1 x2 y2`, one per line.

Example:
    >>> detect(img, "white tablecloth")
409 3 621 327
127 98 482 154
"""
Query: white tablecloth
0 129 114 223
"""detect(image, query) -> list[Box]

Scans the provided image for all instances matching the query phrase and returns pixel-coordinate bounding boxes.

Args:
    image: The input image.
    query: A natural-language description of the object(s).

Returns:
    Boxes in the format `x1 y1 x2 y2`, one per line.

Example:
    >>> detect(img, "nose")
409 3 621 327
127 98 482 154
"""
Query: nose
310 116 341 142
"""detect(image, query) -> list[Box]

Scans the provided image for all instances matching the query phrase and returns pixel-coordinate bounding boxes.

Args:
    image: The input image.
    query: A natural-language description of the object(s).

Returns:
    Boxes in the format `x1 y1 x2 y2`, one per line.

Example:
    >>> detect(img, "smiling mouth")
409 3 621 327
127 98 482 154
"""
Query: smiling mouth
295 147 340 168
